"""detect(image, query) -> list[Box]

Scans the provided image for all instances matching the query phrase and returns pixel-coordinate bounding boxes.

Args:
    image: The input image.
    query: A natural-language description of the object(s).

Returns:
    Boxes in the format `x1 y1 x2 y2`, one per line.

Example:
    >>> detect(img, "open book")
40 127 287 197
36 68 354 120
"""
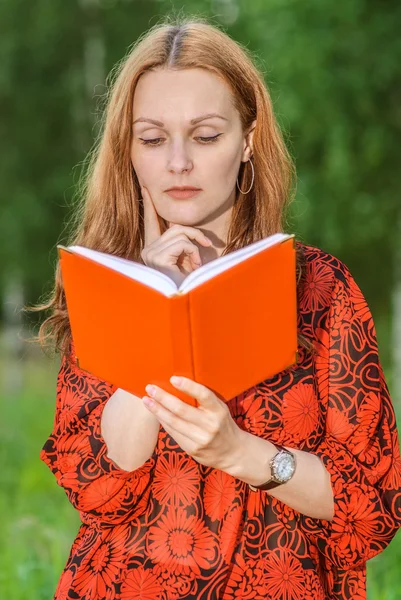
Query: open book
58 233 298 407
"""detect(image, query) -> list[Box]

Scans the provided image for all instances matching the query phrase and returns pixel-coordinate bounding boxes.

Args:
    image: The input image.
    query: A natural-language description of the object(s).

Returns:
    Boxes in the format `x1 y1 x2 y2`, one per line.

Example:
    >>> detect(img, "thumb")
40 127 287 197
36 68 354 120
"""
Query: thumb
141 186 162 246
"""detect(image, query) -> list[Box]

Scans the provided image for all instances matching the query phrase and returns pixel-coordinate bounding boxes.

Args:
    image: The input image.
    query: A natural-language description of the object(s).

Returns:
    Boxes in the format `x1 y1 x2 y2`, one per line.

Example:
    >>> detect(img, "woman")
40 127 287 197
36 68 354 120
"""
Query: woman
33 15 401 600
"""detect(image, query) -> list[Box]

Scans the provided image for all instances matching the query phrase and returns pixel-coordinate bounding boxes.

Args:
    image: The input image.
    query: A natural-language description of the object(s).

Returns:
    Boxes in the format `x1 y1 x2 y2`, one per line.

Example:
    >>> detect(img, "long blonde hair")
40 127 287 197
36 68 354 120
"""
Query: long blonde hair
25 14 314 361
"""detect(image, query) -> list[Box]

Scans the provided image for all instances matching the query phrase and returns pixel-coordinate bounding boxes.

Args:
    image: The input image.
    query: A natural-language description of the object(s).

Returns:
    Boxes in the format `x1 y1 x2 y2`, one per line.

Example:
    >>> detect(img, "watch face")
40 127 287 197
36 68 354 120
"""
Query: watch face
273 451 295 482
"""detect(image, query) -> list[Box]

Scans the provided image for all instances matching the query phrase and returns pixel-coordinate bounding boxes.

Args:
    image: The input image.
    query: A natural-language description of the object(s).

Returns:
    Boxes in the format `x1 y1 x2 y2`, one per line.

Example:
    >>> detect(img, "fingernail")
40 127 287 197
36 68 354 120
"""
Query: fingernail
171 376 182 386
145 384 156 396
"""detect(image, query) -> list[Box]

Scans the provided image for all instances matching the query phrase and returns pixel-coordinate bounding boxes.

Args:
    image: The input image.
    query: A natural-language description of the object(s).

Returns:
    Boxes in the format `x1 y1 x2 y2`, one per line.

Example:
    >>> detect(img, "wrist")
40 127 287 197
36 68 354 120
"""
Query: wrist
224 429 276 486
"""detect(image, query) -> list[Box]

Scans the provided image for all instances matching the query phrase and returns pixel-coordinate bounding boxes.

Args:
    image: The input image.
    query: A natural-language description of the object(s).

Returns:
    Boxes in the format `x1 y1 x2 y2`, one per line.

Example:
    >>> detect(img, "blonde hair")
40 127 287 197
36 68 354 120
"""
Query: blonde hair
25 14 314 361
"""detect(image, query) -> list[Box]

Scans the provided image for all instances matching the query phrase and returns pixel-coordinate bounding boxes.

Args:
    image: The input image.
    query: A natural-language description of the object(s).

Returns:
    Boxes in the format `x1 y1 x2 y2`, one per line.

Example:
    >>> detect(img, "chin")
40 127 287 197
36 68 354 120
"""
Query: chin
164 211 206 228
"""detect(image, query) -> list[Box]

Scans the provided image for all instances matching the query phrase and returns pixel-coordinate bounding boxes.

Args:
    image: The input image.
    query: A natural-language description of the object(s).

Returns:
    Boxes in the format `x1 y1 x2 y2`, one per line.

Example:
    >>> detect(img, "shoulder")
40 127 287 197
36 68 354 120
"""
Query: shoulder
296 239 356 285
295 240 363 314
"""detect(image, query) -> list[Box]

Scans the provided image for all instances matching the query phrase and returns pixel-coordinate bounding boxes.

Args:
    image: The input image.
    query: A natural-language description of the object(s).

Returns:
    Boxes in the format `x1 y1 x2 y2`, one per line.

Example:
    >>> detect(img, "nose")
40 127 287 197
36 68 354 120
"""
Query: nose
167 141 193 174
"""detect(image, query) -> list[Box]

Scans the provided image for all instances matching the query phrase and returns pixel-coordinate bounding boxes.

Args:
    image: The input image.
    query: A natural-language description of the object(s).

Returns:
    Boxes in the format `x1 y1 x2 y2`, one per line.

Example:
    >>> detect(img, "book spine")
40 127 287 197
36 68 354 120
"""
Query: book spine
279 233 296 248
169 294 194 379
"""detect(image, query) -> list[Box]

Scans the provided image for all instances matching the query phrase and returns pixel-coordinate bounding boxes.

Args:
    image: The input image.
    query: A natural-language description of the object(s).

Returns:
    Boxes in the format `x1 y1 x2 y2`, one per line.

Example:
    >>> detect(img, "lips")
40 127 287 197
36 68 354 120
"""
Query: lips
166 189 202 199
165 187 201 192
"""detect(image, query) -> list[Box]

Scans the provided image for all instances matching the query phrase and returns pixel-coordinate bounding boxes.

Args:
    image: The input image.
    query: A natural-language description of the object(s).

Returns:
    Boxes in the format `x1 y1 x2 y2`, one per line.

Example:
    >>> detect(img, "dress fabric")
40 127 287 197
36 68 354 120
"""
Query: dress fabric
40 242 401 600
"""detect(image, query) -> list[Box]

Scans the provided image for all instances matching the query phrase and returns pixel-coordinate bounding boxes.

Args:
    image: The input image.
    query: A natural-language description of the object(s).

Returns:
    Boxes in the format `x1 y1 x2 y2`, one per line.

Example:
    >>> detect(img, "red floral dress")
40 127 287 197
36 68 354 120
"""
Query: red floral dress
41 242 401 600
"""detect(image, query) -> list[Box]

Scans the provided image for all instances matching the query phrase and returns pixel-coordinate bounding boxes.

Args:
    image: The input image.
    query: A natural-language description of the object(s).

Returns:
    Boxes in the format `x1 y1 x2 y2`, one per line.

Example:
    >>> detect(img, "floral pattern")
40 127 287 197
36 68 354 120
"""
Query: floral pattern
40 242 401 599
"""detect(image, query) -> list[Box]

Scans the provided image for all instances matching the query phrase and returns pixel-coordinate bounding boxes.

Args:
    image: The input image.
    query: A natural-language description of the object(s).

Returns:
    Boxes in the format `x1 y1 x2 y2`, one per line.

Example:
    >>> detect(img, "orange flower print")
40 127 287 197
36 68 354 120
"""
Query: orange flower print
223 554 264 599
330 487 383 559
55 569 74 600
246 482 268 518
355 391 381 435
120 566 166 600
153 452 200 507
262 549 305 600
147 506 220 576
314 328 329 401
282 383 319 441
57 390 85 429
382 436 401 490
54 453 82 492
326 407 353 442
73 526 127 599
77 475 128 514
56 451 82 474
347 392 383 461
348 276 371 323
356 439 393 485
241 395 267 436
152 563 196 600
219 505 244 563
329 282 353 339
44 431 93 492
226 388 253 427
272 499 296 531
345 572 367 600
303 568 326 600
204 470 236 521
299 260 333 313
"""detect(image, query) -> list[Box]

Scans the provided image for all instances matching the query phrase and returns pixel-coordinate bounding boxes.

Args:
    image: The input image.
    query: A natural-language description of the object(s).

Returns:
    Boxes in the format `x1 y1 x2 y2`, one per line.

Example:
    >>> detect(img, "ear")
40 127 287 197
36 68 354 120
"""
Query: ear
242 119 257 161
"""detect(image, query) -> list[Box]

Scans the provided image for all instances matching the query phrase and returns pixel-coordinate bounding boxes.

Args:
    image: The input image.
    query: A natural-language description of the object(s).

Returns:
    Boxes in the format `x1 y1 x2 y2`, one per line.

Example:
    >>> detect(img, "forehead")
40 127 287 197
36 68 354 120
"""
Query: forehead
133 68 236 123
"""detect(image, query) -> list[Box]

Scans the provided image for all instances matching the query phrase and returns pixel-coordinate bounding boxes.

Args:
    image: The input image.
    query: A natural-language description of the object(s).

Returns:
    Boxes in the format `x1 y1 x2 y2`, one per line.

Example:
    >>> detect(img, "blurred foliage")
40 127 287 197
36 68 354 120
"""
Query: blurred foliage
1 0 400 344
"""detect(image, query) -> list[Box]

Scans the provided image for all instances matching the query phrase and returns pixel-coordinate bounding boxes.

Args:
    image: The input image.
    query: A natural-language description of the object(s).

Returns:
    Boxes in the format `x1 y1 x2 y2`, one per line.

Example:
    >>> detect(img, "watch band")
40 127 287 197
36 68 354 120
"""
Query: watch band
248 443 289 491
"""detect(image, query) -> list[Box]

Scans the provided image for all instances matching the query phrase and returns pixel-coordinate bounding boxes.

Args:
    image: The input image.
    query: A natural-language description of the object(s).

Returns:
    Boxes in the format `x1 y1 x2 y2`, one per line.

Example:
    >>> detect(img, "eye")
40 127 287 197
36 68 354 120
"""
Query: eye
139 134 223 146
197 134 222 144
139 138 163 146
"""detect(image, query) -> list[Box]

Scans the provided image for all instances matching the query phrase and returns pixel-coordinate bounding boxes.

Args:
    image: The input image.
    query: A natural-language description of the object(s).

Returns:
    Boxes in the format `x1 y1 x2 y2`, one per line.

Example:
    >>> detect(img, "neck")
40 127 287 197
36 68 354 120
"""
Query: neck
197 218 231 265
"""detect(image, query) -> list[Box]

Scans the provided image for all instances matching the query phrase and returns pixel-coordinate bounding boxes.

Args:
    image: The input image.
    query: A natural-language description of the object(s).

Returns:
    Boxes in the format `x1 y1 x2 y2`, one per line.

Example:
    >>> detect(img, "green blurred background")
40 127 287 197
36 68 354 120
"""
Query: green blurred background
1 0 400 598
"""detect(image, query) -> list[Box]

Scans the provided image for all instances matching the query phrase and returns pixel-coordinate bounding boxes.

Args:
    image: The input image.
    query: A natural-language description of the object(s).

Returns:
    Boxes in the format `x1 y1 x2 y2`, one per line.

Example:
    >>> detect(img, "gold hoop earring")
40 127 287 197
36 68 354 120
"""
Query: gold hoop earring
236 157 255 195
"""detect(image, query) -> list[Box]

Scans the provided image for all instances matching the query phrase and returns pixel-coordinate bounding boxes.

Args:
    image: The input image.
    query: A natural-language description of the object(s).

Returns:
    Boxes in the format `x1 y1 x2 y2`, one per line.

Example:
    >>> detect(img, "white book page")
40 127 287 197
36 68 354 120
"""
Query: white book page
67 246 178 296
178 232 292 293
65 232 292 297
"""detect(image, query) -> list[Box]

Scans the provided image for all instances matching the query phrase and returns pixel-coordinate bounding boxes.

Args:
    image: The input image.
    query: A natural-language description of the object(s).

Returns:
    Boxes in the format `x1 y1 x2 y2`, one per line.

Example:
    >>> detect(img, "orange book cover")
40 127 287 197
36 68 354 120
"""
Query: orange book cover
57 234 298 407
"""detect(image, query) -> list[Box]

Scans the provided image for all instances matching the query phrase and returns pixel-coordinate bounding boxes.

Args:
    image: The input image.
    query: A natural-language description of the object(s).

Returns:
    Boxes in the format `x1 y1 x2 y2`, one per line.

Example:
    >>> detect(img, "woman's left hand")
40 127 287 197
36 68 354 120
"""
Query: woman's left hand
143 376 243 473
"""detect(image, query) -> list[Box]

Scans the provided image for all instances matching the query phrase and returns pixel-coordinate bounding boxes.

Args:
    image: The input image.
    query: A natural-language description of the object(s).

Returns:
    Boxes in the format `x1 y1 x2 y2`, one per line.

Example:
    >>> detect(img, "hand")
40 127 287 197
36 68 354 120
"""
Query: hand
140 185 213 287
142 376 243 473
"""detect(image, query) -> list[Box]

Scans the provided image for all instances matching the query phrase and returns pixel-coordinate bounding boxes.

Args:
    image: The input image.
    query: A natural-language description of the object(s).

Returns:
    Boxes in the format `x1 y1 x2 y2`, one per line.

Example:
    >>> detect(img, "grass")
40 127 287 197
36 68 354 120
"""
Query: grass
0 354 80 599
0 352 400 599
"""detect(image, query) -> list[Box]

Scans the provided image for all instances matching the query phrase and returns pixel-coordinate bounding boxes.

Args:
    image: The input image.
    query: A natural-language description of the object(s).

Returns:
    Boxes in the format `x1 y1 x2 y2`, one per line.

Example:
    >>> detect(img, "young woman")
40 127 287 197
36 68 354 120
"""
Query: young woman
34 15 401 600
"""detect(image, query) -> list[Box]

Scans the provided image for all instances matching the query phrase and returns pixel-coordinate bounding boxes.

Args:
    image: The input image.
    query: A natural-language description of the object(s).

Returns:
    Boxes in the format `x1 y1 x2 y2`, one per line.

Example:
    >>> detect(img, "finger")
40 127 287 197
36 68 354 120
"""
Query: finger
154 236 202 268
141 186 162 247
147 238 202 270
144 383 202 423
166 239 203 270
160 224 213 248
169 376 224 411
142 398 199 451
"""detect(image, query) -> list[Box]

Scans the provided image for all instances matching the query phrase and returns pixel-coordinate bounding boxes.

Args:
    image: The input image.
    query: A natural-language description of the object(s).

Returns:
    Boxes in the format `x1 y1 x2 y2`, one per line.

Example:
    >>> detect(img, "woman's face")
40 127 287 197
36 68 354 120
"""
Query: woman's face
130 67 255 230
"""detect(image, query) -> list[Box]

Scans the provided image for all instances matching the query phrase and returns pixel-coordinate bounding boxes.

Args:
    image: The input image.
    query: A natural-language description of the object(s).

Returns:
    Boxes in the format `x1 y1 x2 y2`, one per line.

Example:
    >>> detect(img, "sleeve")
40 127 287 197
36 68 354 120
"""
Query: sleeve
40 345 158 528
298 267 401 569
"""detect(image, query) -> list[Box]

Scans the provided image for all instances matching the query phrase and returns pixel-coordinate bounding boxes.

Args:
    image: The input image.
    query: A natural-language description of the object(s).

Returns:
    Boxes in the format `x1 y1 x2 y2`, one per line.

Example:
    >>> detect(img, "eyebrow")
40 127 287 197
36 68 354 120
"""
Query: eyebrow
133 113 229 126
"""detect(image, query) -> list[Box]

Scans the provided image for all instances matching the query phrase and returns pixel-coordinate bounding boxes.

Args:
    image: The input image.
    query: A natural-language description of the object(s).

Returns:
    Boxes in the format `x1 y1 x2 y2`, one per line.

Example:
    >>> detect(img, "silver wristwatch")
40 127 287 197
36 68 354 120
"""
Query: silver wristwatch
249 443 297 491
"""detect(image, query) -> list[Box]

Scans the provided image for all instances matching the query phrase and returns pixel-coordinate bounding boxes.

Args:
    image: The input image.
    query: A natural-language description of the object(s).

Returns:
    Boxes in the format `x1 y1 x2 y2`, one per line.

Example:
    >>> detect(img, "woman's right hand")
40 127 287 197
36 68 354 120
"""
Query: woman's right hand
140 185 213 287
